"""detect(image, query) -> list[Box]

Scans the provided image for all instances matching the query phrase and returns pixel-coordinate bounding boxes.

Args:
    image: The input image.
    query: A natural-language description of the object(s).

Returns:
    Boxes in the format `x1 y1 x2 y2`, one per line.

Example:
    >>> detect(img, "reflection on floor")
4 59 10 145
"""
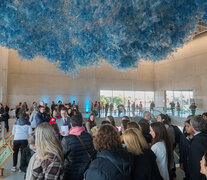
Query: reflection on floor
2 118 185 180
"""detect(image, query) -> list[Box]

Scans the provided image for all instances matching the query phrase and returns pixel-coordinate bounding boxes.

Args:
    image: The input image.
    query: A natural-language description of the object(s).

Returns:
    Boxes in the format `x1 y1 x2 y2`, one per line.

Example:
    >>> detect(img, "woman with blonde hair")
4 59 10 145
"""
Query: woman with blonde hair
32 122 64 179
122 128 163 180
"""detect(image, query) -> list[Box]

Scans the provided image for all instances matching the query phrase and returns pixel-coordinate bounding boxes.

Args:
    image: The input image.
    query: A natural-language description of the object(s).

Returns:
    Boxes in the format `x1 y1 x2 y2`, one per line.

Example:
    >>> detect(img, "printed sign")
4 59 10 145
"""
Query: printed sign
4 132 13 145
0 138 4 149
0 145 13 168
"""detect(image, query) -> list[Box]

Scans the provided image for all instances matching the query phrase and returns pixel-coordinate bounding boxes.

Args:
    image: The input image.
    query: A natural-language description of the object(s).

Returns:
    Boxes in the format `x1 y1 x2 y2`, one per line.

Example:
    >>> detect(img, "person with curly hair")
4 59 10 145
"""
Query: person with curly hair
85 124 134 180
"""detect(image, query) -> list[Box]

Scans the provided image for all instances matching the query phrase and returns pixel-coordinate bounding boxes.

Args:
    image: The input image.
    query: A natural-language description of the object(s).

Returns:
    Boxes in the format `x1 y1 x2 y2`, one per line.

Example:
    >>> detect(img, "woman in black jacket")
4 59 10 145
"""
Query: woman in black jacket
61 114 96 180
122 128 163 180
85 124 134 180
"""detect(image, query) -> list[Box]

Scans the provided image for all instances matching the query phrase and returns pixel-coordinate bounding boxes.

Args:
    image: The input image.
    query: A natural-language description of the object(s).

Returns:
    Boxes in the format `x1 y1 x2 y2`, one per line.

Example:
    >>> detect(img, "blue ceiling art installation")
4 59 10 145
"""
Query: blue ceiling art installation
0 0 207 76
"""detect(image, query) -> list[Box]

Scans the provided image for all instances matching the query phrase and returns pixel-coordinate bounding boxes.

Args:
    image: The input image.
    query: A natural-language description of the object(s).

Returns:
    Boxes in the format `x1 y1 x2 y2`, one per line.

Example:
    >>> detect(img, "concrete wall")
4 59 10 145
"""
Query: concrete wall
7 49 154 109
154 32 207 109
1 32 207 110
0 47 8 102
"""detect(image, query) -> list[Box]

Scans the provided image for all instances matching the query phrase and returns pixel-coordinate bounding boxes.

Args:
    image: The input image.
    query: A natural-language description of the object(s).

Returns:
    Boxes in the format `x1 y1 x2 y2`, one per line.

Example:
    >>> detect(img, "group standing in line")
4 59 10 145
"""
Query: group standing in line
0 99 206 180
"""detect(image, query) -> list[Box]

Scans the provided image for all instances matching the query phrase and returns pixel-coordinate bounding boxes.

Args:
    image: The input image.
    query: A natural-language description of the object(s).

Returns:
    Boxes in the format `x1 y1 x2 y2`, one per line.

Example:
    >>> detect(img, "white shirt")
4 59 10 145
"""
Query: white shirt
151 141 169 180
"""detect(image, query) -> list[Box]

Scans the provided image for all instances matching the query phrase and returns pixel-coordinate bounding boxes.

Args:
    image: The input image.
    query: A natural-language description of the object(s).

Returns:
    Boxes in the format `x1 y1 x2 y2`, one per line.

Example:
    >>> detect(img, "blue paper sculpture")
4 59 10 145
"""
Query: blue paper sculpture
0 0 207 76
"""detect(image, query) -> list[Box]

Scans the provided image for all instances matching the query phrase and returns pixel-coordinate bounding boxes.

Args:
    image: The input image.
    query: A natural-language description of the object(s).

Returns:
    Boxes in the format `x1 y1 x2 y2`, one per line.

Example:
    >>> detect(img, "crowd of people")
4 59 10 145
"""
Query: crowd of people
169 101 197 116
1 100 207 179
90 100 155 118
92 100 197 118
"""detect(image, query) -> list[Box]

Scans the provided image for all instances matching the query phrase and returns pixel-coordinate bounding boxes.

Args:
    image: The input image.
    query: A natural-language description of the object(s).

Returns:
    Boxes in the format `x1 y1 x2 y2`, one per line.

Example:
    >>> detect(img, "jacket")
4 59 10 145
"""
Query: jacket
32 154 64 180
30 106 38 112
56 117 71 133
49 116 59 125
35 111 50 126
151 141 169 180
179 134 192 178
12 118 32 140
26 153 41 180
189 132 207 180
0 108 5 122
4 105 10 119
62 130 95 180
29 112 37 129
85 149 134 180
138 118 149 124
170 124 182 149
20 145 35 172
132 149 163 180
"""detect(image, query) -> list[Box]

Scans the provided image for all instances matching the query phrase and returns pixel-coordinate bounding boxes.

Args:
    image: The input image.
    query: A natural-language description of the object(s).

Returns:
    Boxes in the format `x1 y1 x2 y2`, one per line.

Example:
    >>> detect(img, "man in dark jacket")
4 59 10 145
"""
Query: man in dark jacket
139 111 152 124
0 103 5 137
138 111 152 143
3 102 10 132
61 114 95 180
35 106 50 126
189 115 207 180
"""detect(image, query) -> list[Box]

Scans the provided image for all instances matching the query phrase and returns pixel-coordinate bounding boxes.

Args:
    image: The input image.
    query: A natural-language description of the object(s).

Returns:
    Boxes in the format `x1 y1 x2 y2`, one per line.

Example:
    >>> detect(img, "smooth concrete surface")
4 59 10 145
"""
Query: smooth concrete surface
154 33 207 109
6 50 154 109
1 33 207 110
0 47 8 103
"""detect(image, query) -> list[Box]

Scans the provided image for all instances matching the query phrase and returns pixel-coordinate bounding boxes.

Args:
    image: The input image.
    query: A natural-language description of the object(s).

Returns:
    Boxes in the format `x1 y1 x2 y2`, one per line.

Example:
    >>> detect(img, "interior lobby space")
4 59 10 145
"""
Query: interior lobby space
1 32 207 115
1 1 207 180
1 31 207 180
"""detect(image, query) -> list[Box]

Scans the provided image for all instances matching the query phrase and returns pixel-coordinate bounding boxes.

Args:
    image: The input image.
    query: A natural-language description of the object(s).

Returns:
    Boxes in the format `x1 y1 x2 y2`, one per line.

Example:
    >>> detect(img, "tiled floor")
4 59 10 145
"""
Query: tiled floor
1 118 185 180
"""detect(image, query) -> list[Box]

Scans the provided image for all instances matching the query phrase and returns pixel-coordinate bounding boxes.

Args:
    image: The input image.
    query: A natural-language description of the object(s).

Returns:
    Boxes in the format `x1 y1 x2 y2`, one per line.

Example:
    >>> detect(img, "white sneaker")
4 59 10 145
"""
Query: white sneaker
19 169 22 173
11 167 16 172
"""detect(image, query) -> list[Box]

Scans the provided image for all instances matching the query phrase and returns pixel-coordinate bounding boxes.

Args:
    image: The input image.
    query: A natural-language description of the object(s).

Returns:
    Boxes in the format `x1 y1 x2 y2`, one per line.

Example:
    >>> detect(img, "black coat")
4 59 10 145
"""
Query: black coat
15 107 21 119
0 108 5 122
35 111 50 126
4 106 10 119
20 145 35 172
132 149 163 180
170 124 182 149
85 149 134 180
179 134 192 178
62 131 95 180
189 132 207 180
